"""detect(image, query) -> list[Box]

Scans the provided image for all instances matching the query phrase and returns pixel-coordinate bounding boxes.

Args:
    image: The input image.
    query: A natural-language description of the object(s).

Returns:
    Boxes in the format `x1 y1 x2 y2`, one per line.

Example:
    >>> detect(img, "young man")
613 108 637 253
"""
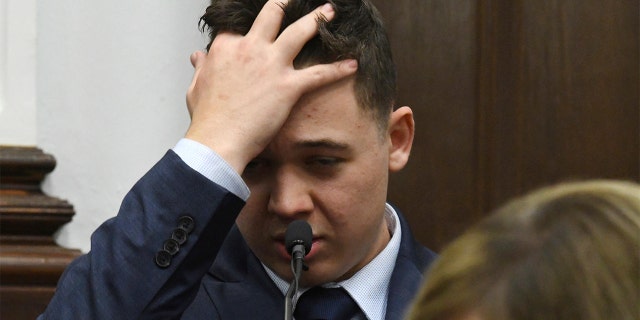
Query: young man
41 0 437 319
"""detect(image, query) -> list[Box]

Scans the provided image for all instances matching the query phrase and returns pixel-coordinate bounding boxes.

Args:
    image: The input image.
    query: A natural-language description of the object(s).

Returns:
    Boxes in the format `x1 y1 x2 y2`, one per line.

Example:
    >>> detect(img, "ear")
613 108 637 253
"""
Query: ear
387 106 414 172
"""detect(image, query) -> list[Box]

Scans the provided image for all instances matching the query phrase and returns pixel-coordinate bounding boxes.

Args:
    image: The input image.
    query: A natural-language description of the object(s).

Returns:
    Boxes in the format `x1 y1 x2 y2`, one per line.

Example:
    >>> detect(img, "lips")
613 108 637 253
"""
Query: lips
306 238 321 259
274 236 322 260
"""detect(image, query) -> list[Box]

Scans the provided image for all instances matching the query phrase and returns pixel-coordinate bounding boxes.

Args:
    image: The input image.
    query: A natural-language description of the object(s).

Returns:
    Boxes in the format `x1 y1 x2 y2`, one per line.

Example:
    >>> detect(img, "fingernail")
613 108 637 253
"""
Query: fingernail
322 3 334 14
345 59 358 69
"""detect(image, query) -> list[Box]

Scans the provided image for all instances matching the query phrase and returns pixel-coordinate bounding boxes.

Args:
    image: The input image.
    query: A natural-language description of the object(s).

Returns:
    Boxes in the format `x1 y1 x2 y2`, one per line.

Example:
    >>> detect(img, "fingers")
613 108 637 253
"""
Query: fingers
296 59 358 92
248 0 289 41
274 3 335 59
248 1 336 60
186 50 207 116
190 50 206 68
188 50 206 93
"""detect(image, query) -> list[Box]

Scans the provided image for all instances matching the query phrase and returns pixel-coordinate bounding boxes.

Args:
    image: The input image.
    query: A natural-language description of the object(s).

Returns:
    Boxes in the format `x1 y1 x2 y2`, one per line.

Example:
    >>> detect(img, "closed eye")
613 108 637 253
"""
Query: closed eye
306 157 343 167
243 158 270 174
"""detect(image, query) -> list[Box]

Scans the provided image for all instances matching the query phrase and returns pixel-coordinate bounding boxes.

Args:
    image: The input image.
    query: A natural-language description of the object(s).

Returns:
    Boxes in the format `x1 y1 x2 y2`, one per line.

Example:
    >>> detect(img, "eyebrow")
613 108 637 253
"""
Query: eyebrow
293 139 351 150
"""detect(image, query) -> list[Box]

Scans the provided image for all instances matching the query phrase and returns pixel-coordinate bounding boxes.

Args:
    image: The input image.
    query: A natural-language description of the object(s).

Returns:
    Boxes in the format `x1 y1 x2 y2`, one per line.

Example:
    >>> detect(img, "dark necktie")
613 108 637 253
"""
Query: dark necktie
293 286 366 320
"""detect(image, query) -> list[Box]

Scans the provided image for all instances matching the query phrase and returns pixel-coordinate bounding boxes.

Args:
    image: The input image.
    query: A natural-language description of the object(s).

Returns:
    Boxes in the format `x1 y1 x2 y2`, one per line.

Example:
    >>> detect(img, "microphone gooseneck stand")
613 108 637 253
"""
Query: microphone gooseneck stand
283 220 312 320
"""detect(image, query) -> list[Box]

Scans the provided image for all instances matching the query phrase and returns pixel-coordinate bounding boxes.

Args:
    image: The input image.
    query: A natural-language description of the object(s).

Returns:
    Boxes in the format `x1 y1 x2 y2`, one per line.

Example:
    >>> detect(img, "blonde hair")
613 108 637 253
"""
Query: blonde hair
407 180 640 320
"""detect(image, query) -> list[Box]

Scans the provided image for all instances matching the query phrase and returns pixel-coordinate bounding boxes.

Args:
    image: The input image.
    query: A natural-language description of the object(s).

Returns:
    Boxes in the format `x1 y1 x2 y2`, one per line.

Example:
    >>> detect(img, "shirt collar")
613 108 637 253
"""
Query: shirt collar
263 203 402 320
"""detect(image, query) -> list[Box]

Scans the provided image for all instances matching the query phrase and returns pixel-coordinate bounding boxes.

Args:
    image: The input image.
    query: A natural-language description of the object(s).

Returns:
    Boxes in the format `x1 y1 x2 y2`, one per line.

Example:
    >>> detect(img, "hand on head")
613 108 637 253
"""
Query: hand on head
185 0 358 174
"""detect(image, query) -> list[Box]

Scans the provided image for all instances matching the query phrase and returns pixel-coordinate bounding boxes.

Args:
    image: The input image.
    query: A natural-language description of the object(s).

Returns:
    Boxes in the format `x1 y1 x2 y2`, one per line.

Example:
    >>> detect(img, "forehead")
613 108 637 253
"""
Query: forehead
277 78 380 143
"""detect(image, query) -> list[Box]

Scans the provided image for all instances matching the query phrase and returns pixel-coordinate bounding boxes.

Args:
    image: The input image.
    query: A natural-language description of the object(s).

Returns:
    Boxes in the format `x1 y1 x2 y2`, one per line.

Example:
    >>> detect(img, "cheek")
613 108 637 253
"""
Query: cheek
238 181 269 216
236 192 269 239
351 155 389 199
324 160 388 225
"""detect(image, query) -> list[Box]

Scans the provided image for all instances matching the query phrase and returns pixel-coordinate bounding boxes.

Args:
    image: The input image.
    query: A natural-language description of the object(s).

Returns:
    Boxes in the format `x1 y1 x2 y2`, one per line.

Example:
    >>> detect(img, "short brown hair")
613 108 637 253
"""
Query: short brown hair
407 180 640 320
200 0 396 130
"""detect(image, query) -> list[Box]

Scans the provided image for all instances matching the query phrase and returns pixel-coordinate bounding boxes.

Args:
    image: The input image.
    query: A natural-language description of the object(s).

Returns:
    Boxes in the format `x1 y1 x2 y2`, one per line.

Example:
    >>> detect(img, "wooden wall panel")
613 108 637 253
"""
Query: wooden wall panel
372 0 639 251
373 0 482 250
477 0 640 212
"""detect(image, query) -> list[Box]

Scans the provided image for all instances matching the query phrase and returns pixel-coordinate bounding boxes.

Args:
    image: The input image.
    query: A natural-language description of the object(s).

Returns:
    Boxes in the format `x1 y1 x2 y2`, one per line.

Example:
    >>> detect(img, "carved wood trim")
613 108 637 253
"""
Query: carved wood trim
0 146 82 319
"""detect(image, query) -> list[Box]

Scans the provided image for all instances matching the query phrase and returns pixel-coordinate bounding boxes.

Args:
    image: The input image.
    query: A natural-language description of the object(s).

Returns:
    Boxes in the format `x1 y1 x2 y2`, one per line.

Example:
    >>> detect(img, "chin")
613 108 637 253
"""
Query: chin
299 275 325 288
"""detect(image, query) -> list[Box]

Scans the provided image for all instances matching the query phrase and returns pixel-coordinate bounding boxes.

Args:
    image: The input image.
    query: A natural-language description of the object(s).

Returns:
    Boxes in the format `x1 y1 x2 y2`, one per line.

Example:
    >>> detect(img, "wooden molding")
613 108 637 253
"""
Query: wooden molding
0 146 81 319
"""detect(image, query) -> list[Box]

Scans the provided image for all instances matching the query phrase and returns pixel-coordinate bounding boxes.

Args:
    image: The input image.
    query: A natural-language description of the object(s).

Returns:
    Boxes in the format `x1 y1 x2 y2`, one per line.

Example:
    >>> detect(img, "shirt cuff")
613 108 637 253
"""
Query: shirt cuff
172 138 250 201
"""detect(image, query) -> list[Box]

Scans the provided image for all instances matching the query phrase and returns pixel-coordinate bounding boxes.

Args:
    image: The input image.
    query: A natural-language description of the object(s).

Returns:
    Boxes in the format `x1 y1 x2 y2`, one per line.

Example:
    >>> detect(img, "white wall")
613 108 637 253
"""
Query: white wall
34 1 208 252
0 0 38 145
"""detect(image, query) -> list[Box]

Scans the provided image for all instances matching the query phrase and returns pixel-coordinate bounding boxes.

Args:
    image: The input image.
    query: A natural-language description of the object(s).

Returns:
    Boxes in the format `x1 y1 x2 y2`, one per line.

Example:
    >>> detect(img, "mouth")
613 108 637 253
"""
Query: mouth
274 236 321 261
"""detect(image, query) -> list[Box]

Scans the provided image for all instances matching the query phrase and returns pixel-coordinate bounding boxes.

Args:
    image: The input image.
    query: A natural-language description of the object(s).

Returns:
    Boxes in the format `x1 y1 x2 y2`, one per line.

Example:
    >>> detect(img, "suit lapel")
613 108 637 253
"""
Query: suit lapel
198 210 436 320
202 225 284 319
385 208 438 320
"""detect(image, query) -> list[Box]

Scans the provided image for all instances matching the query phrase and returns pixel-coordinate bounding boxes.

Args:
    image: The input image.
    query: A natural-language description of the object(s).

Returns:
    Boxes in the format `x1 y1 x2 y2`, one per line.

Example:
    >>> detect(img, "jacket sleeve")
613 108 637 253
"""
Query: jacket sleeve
39 150 245 320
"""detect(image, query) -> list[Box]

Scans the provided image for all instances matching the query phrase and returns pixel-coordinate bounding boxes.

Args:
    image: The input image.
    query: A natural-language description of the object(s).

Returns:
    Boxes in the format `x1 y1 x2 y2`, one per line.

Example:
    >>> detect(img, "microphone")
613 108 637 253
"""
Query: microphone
285 220 312 260
283 220 312 320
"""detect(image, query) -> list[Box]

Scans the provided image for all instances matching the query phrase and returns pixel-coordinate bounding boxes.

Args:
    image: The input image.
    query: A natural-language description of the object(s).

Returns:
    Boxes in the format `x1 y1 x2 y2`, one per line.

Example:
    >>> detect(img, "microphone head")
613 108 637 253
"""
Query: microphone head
285 220 312 255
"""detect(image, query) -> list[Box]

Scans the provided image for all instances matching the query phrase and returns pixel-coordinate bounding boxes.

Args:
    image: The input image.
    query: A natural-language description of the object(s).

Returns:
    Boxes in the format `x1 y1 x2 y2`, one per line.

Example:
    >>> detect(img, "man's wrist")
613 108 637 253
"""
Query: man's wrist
173 138 250 201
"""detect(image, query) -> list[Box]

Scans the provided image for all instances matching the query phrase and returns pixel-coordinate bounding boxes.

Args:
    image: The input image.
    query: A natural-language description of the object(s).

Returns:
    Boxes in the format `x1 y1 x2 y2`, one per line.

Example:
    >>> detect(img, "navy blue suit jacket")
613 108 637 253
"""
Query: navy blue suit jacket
41 151 437 319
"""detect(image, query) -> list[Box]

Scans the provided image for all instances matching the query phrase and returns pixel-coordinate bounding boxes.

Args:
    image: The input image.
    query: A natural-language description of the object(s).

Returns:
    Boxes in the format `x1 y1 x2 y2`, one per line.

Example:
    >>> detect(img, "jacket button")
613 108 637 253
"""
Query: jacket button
163 239 180 255
171 228 188 245
155 250 172 268
177 216 195 234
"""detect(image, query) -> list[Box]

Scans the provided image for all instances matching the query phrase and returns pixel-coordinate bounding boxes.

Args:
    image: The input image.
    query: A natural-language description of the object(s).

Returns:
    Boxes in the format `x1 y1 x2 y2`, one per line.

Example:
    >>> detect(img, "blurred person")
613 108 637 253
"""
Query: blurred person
406 180 640 320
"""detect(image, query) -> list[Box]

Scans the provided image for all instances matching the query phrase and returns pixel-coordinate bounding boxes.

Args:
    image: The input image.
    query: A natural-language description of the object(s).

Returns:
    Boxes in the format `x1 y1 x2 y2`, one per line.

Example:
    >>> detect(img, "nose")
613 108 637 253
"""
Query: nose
267 166 314 218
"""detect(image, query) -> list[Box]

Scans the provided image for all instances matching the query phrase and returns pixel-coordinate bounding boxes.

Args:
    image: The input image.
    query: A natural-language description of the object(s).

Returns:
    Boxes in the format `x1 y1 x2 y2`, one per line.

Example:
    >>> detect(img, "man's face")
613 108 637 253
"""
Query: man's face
236 77 404 287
